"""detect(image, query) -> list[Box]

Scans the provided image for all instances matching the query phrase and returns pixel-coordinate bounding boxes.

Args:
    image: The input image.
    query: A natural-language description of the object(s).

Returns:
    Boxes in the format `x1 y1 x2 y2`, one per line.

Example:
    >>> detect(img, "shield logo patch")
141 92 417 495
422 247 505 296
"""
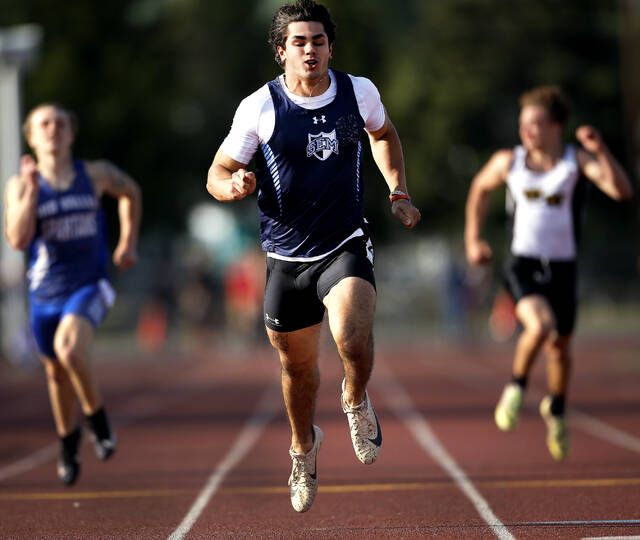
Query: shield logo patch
306 130 339 161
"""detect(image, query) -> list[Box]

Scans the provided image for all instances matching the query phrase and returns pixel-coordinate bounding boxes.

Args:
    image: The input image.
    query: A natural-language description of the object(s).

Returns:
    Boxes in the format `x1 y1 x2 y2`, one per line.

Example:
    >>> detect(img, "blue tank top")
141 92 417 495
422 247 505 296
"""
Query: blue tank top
27 160 109 302
256 70 366 258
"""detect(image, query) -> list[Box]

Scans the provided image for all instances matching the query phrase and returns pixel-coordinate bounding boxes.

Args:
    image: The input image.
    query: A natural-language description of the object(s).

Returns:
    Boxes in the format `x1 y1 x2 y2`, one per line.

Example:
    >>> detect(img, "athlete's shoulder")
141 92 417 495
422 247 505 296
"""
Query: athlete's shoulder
487 148 515 179
237 82 274 115
492 148 515 165
347 73 379 95
83 159 106 178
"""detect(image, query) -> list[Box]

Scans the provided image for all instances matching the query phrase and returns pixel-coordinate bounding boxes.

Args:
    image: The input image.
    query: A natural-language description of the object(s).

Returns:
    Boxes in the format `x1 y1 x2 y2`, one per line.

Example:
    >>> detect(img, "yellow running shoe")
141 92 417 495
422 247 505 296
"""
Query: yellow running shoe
539 396 570 461
494 383 523 431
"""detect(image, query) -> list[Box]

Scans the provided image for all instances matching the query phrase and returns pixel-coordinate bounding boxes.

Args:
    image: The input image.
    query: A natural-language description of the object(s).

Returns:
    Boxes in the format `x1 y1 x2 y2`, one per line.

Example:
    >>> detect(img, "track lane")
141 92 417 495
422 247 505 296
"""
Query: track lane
0 336 638 539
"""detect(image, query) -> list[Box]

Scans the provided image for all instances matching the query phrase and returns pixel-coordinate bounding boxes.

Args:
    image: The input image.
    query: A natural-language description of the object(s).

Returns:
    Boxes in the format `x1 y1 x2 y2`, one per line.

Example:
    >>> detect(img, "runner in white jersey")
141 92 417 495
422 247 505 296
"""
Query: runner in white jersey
464 85 632 461
206 0 420 513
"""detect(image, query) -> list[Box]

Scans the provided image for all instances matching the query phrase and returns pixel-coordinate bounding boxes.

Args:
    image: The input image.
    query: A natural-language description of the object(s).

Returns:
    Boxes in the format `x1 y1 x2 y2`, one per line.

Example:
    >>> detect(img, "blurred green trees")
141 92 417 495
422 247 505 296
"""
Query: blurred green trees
2 0 638 291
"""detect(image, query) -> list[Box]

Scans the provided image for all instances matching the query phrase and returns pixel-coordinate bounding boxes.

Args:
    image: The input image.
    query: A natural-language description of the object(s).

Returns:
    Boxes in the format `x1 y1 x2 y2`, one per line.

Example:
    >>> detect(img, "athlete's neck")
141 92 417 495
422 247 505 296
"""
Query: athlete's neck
283 71 330 98
526 142 564 171
36 152 75 189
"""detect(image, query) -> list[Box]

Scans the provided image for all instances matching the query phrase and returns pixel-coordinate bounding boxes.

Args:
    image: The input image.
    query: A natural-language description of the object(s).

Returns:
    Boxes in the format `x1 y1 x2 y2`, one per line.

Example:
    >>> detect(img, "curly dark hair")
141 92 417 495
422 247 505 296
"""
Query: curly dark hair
519 85 571 126
268 0 336 68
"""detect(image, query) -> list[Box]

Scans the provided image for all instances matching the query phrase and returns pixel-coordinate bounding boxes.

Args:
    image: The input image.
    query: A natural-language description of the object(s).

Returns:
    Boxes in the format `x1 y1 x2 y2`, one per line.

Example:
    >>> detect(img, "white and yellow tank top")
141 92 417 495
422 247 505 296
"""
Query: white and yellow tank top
507 145 582 261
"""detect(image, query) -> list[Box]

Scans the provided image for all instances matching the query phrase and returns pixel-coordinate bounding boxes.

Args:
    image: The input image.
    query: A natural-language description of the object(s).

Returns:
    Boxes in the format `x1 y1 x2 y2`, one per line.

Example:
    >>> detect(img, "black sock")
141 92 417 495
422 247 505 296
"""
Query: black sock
60 426 82 459
86 408 112 441
511 375 528 390
549 394 565 416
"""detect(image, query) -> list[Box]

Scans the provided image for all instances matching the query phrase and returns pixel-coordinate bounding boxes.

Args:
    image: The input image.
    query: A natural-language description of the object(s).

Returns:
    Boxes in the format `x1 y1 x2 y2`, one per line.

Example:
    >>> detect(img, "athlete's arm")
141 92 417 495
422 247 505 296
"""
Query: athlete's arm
368 115 421 229
464 149 512 265
575 125 633 201
207 150 256 202
3 155 39 251
86 160 142 270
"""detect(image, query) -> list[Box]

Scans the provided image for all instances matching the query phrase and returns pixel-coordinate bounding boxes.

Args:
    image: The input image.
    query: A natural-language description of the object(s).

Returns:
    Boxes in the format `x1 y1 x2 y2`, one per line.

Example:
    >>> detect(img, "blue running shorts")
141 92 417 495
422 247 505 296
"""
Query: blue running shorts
30 279 115 359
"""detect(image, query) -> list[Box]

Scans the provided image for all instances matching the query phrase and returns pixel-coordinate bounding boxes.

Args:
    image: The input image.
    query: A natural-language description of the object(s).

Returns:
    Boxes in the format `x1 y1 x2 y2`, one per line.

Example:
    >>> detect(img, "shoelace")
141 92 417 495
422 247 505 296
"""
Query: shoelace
346 401 374 440
289 453 315 486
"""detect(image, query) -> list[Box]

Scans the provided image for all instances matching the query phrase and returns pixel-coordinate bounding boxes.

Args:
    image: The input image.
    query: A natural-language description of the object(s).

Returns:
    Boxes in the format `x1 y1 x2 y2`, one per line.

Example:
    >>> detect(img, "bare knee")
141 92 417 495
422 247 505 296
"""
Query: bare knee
522 315 554 343
267 328 318 376
42 358 67 385
333 326 372 361
53 335 86 372
53 316 93 372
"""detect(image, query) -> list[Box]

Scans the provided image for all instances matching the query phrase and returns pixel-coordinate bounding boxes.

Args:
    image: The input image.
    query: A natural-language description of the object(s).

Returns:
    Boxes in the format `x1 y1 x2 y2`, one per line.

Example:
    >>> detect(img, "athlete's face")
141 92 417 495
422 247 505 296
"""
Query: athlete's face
27 106 74 156
519 105 562 151
277 21 332 82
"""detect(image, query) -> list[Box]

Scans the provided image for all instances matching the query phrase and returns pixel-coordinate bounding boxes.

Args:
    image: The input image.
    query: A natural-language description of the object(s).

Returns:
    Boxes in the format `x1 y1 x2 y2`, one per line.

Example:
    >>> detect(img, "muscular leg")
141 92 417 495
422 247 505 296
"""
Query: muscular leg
268 324 322 455
323 277 376 407
544 333 572 397
53 314 102 416
512 295 555 379
41 356 78 437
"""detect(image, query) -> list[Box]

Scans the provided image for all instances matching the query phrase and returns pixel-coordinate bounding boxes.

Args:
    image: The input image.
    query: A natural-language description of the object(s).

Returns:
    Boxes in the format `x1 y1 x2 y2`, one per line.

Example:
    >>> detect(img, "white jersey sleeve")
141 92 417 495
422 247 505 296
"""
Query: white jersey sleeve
220 84 274 165
349 74 386 133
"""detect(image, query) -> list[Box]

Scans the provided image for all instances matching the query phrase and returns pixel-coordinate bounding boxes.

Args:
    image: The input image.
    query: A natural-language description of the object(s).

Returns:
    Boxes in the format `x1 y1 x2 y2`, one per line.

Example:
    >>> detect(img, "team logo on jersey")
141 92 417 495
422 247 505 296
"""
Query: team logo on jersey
306 130 339 161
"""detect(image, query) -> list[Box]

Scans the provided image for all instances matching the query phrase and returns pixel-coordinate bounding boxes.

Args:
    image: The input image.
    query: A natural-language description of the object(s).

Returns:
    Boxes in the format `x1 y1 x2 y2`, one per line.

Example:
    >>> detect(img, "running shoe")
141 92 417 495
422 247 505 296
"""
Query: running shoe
57 427 82 486
288 425 323 513
87 408 117 461
539 396 570 461
92 434 117 461
341 379 382 465
494 382 523 431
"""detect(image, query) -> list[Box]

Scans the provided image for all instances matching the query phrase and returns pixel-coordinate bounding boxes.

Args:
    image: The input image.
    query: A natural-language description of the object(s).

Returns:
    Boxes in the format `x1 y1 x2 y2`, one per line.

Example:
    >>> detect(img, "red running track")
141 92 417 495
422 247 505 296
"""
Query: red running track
0 334 639 539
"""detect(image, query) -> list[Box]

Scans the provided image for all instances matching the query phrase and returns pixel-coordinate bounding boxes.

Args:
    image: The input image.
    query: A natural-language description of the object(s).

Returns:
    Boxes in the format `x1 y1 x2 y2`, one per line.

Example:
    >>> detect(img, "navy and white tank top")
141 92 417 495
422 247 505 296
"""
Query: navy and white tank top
27 160 109 302
255 70 366 259
506 145 584 261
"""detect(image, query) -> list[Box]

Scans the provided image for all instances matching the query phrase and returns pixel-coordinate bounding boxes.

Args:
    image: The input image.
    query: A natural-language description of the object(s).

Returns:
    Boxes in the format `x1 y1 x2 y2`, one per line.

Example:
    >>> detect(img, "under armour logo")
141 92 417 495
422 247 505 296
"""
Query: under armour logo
312 115 326 124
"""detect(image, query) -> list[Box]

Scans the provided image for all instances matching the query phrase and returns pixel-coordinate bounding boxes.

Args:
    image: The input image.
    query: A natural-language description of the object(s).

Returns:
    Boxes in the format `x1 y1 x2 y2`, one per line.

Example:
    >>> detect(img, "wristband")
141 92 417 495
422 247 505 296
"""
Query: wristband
389 190 411 203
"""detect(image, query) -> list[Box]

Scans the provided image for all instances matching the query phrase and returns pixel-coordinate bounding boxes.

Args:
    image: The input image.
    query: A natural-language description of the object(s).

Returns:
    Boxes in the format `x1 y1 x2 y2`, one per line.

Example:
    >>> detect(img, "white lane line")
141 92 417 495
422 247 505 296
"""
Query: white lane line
0 394 169 483
571 411 640 454
582 536 640 540
375 360 515 540
412 348 640 456
517 519 640 526
0 444 57 482
167 381 280 540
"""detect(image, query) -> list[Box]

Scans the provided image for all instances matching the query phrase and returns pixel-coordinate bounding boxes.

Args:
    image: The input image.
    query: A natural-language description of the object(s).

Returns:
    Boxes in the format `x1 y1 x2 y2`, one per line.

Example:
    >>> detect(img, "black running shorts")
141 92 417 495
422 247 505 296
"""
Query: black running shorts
263 235 375 332
503 255 577 336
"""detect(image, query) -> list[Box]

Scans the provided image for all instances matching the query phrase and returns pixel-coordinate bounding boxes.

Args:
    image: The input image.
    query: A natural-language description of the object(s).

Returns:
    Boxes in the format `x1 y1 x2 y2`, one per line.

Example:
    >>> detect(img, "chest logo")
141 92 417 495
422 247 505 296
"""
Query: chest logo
307 129 339 161
313 115 326 124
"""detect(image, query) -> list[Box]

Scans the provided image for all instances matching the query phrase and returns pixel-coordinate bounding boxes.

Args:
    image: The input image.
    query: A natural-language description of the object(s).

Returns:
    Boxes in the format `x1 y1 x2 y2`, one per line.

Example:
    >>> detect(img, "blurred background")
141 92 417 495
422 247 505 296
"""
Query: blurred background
1 0 638 366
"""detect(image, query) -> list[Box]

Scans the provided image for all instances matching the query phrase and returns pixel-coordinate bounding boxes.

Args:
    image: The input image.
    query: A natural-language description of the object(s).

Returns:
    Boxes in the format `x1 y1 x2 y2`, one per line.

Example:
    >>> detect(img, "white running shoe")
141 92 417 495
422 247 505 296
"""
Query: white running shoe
539 396 570 461
92 433 117 461
341 379 382 465
288 425 323 513
494 383 523 431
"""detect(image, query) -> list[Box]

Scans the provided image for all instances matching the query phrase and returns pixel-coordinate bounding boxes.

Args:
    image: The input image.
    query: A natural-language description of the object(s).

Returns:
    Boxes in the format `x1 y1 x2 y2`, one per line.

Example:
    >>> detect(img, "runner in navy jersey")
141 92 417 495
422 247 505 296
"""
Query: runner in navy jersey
3 103 142 485
464 85 633 460
207 0 420 512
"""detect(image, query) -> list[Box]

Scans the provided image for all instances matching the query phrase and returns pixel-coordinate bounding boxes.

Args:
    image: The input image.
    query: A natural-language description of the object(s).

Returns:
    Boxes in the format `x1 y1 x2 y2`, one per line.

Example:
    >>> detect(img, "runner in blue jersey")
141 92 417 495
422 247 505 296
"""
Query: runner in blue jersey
207 0 420 513
464 86 632 461
4 103 142 485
